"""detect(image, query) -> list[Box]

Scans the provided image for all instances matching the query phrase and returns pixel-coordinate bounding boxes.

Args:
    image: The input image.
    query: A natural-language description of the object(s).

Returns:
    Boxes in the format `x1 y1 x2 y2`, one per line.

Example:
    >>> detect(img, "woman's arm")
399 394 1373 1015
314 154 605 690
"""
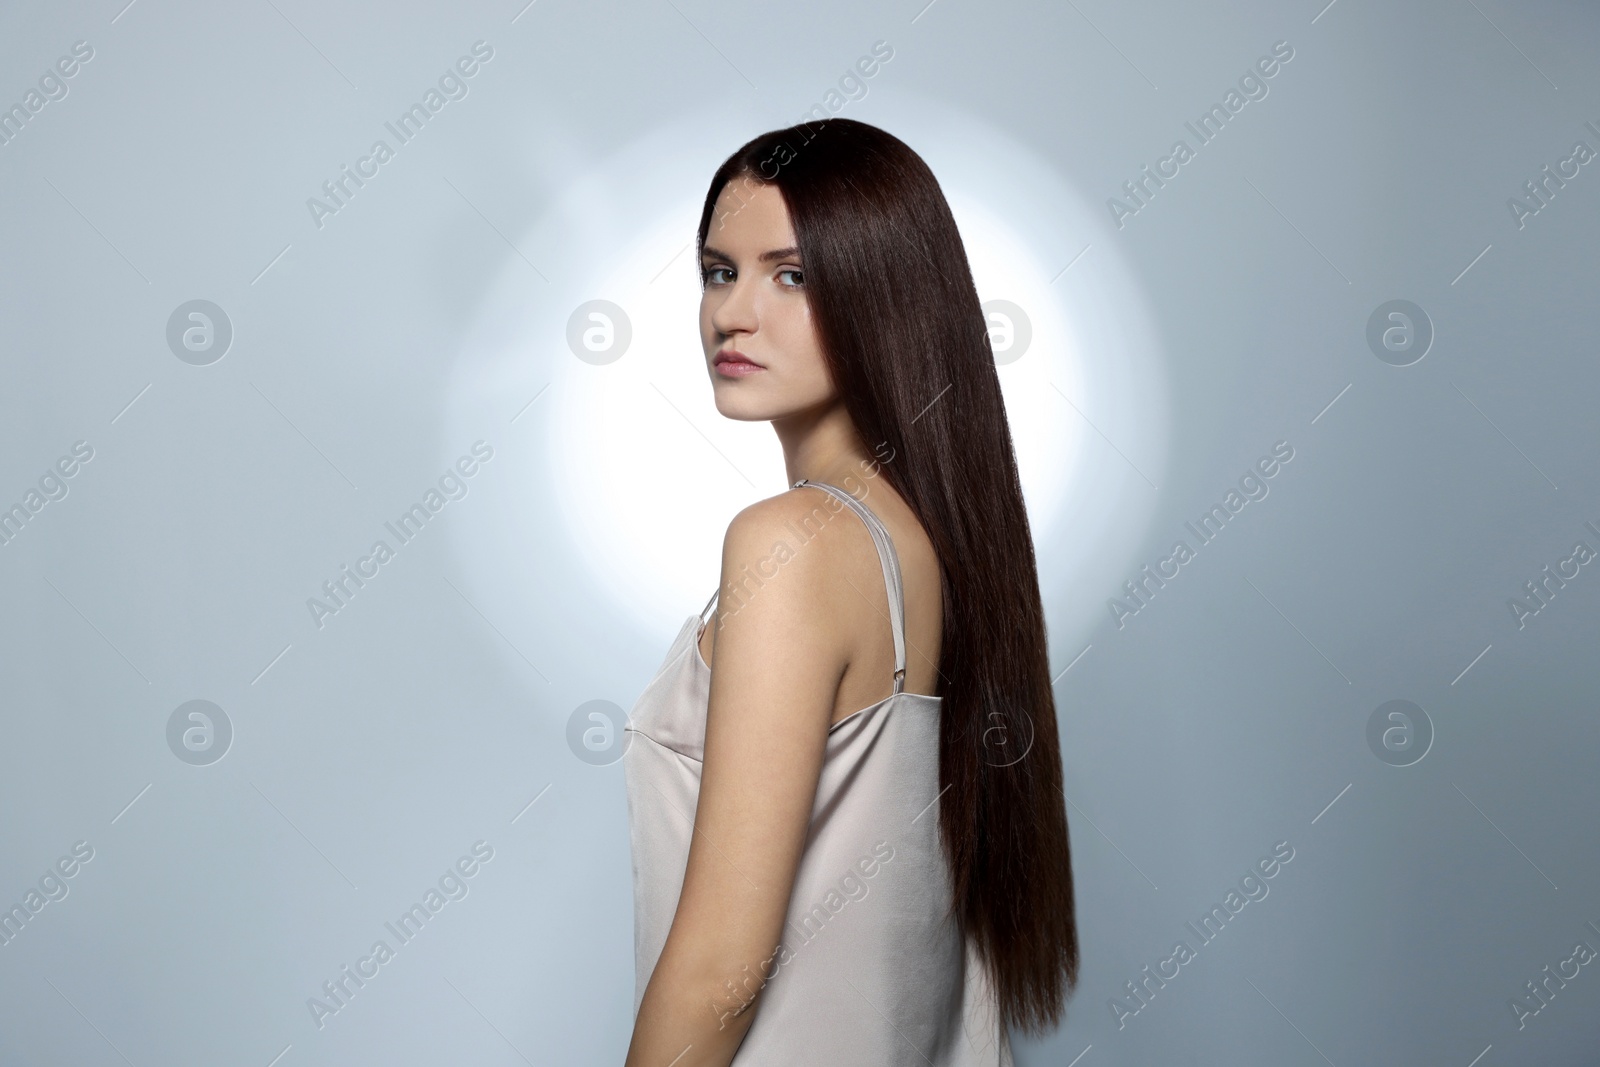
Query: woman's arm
624 492 849 1067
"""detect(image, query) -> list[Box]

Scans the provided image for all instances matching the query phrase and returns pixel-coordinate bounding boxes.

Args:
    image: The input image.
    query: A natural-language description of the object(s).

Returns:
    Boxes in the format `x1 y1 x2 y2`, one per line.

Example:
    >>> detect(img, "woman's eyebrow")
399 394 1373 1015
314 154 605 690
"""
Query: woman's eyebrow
700 245 802 264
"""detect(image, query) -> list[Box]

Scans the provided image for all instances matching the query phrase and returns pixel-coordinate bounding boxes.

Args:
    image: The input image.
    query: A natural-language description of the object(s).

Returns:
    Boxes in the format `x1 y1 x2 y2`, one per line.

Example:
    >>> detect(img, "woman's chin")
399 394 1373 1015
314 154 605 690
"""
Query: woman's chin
711 391 780 423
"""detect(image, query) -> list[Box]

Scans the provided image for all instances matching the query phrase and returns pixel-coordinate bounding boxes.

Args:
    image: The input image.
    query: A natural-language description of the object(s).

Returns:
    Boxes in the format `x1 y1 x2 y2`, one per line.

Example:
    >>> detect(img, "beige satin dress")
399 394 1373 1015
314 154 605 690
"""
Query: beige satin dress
623 478 1014 1065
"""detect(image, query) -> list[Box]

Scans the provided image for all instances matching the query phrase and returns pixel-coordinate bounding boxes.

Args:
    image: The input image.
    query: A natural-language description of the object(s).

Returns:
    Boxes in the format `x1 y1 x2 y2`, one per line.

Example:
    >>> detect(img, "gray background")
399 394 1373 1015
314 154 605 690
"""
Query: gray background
2 0 1598 1064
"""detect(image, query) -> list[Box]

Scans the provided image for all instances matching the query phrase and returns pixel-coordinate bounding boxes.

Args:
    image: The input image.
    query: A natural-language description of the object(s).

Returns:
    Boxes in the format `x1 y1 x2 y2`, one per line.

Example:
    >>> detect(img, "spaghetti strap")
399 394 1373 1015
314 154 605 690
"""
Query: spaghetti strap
698 479 909 694
793 478 908 695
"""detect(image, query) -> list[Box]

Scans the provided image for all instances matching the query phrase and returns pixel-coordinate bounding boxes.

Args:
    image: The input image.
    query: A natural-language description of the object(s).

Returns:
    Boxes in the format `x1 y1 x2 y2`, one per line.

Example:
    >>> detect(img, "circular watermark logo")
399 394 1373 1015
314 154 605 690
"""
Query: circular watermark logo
567 699 632 765
1366 699 1432 767
566 300 632 365
981 299 1032 366
166 699 233 765
979 704 1035 768
166 300 233 366
1365 300 1432 367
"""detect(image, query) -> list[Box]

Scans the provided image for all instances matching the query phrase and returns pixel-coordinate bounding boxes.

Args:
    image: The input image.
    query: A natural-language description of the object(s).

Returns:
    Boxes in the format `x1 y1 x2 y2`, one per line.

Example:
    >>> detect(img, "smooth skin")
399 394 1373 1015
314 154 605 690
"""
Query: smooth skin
622 180 944 1066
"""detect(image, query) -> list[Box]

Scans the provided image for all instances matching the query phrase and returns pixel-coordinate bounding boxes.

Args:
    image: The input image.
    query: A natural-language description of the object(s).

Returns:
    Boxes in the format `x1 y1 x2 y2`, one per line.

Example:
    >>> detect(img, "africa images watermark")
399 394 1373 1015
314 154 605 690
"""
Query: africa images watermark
306 40 494 230
708 442 896 633
0 841 96 949
1110 839 1296 1029
307 441 493 629
707 841 897 1029
1506 518 1600 631
0 440 95 549
797 40 894 124
0 39 95 149
1108 39 1296 228
307 840 495 1030
1109 440 1295 630
1506 119 1600 231
701 38 895 243
1508 916 1600 1031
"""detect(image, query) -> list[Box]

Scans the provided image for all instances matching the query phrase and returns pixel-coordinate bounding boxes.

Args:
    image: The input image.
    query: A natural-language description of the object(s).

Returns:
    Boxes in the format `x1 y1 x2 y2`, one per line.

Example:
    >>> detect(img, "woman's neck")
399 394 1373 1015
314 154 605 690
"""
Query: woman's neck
772 398 874 489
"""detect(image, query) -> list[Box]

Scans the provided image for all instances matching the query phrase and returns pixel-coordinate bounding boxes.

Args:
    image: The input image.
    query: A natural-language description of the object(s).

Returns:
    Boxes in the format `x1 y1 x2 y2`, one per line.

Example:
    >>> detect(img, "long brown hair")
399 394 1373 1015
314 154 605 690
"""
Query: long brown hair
695 118 1079 1034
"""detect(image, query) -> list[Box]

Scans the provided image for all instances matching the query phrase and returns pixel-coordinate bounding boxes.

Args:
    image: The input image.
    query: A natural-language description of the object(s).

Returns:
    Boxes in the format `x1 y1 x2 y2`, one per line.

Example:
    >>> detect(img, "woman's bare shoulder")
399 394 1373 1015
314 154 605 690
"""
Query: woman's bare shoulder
719 487 854 578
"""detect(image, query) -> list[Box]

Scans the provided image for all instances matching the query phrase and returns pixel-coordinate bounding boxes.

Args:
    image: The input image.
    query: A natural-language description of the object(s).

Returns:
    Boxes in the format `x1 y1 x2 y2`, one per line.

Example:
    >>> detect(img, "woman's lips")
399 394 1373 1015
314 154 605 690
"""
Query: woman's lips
713 352 764 378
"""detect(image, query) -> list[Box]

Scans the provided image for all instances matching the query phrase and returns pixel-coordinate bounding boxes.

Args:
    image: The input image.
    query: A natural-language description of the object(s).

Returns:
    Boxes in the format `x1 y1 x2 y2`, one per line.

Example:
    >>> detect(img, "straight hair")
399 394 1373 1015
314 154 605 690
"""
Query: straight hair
695 117 1079 1034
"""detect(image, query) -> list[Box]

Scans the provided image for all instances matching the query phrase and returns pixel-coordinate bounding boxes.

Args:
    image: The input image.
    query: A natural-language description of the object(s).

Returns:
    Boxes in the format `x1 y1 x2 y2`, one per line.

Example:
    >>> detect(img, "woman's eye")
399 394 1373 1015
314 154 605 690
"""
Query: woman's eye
778 268 804 288
703 266 732 285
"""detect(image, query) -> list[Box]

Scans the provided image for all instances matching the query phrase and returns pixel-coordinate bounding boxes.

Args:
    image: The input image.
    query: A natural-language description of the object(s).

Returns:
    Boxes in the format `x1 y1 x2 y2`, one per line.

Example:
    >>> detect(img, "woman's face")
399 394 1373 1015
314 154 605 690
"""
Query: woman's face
699 179 836 422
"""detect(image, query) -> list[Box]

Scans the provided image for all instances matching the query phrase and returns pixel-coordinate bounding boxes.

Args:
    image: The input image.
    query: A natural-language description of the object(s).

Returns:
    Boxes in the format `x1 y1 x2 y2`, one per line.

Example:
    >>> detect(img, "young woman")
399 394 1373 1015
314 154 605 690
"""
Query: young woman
623 118 1078 1066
